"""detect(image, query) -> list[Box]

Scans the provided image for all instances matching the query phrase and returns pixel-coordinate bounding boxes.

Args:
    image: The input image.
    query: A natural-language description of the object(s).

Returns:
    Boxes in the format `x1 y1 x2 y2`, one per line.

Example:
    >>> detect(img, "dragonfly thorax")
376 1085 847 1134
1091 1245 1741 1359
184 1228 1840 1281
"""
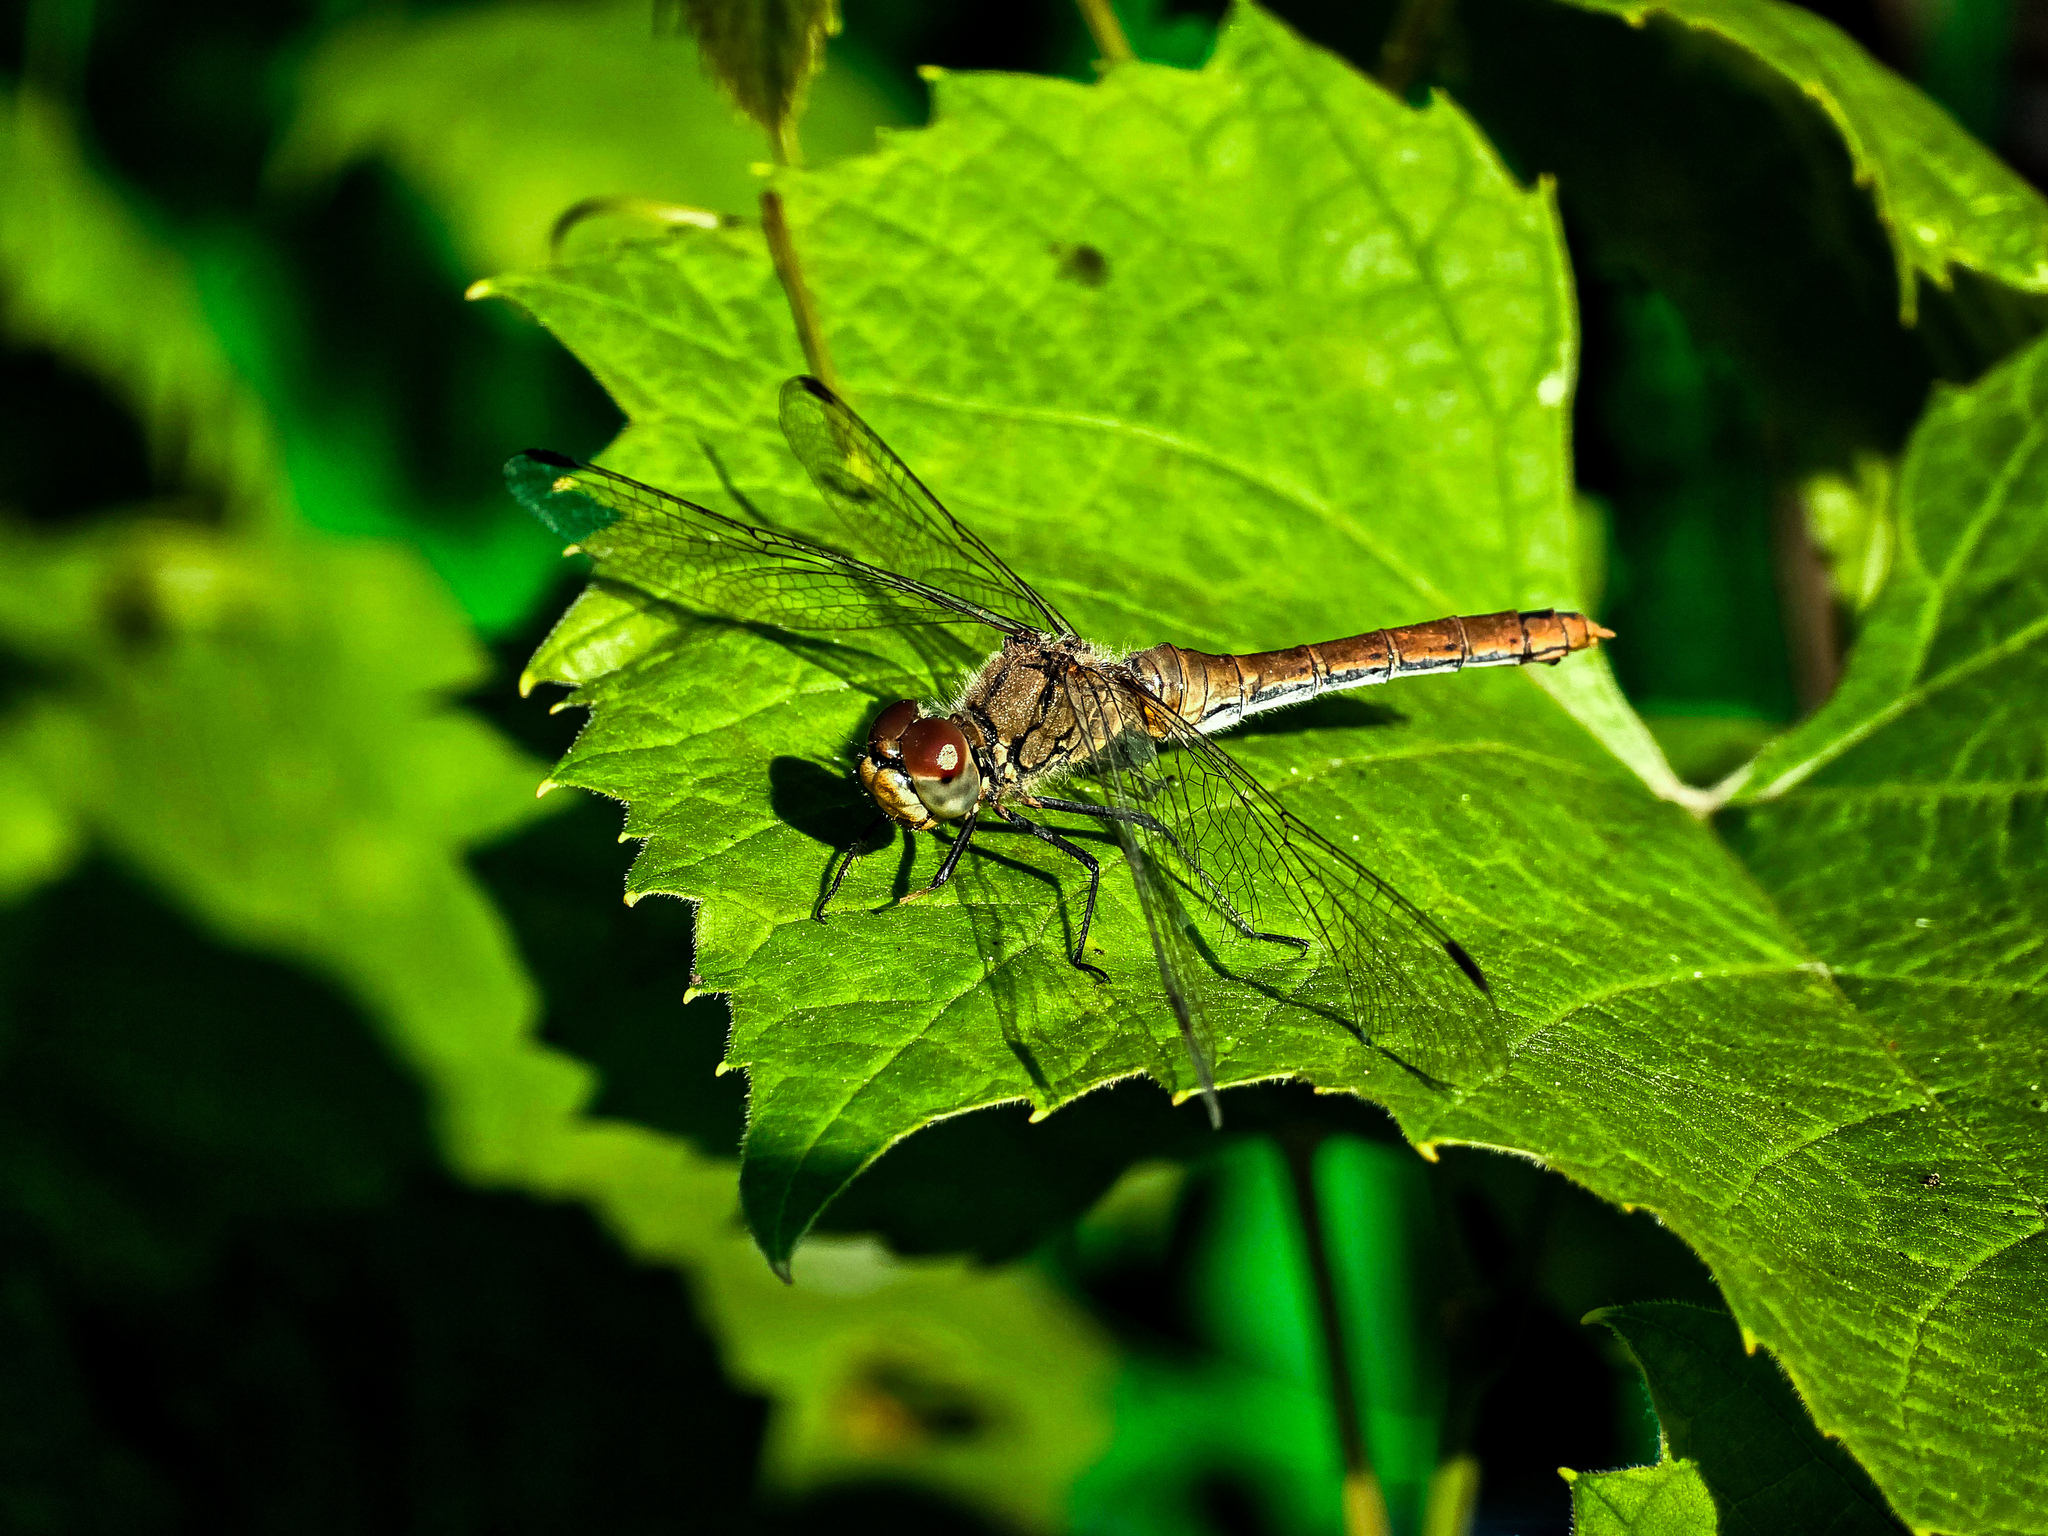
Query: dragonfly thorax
857 700 984 829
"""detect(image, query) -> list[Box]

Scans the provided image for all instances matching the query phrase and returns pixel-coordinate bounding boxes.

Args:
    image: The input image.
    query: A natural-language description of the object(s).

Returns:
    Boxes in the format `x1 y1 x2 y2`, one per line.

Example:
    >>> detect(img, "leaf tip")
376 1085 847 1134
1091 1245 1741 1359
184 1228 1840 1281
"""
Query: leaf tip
463 278 496 302
1556 1467 1580 1485
517 669 539 699
622 889 643 908
535 778 557 798
1414 1139 1442 1163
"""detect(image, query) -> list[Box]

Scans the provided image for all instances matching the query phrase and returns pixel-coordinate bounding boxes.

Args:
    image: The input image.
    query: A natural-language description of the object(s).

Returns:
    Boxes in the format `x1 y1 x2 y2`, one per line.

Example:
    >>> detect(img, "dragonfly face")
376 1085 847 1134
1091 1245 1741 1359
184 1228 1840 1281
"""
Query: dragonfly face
858 699 982 829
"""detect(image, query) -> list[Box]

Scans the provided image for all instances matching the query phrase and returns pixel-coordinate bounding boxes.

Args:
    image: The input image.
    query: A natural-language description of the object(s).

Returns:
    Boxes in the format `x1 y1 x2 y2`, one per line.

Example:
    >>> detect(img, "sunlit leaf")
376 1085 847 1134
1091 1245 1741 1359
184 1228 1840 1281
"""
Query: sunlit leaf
486 5 2042 1529
1722 329 2048 1536
1563 1459 1719 1536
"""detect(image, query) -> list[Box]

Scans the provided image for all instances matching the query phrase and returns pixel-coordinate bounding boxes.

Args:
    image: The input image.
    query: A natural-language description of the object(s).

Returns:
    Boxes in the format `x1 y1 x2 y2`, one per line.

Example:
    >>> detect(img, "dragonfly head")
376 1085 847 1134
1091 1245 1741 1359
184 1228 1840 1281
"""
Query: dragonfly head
858 700 982 827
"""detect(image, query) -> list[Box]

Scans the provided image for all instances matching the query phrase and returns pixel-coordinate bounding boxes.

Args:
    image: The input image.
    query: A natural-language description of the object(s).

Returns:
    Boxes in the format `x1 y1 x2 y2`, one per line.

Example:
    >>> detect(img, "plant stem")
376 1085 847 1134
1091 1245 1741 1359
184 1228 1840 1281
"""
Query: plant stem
1283 1133 1393 1536
1074 0 1135 67
1773 483 1842 714
759 188 839 392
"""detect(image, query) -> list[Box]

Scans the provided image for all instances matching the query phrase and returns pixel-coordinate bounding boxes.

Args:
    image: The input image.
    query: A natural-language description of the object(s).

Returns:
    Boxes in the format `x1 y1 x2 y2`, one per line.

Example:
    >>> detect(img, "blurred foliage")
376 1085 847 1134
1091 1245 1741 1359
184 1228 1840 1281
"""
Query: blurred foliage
1562 1459 1719 1535
274 0 904 274
1 0 2043 1534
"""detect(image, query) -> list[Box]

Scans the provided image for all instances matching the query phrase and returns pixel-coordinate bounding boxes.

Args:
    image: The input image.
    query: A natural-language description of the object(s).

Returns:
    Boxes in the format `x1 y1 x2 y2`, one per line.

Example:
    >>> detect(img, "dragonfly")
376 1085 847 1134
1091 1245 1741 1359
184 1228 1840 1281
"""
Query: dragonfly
507 377 1611 1125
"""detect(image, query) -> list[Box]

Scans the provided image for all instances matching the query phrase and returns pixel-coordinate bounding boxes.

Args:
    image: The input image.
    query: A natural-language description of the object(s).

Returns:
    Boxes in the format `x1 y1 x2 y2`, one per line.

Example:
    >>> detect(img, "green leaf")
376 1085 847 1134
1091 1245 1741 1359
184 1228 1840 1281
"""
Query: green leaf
1589 1302 1905 1533
488 6 2039 1528
1720 329 2048 1535
493 0 1603 1260
0 88 287 526
1548 0 2048 318
1562 1459 1719 1535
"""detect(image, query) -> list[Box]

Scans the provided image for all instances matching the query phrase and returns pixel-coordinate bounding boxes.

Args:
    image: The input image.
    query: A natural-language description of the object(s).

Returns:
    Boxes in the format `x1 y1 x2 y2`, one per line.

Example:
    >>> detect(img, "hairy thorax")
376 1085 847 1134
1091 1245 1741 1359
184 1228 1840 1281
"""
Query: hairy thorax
955 635 1135 797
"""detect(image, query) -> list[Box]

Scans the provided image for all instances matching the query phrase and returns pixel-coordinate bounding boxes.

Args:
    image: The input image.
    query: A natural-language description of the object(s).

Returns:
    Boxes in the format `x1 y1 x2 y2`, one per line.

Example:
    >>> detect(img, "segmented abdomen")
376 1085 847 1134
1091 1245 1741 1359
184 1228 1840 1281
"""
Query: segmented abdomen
1128 608 1612 734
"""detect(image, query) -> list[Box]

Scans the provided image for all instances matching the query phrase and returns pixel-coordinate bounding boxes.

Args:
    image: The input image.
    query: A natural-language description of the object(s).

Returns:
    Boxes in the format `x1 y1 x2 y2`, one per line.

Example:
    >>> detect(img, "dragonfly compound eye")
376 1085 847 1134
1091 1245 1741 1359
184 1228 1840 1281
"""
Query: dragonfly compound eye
898 717 981 819
867 699 921 758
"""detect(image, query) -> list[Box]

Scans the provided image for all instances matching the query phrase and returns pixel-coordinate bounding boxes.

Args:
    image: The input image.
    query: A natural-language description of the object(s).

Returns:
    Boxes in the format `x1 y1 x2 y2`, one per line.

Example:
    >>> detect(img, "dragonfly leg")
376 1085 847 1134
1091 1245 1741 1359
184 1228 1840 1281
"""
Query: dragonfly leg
994 805 1110 983
897 804 981 905
815 813 892 921
1022 796 1309 953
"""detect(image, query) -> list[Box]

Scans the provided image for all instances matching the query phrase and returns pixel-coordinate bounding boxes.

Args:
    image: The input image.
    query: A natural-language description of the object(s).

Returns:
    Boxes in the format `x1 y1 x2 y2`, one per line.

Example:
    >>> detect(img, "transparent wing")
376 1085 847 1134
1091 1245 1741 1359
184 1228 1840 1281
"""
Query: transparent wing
778 376 1076 638
506 448 1027 641
1061 666 1498 1091
1063 671 1228 1126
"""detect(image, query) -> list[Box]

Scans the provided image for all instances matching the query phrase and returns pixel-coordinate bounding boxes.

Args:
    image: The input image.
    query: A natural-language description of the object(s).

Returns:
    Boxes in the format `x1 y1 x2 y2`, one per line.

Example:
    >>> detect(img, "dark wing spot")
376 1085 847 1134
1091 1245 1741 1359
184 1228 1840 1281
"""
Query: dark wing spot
522 448 578 468
1444 939 1489 992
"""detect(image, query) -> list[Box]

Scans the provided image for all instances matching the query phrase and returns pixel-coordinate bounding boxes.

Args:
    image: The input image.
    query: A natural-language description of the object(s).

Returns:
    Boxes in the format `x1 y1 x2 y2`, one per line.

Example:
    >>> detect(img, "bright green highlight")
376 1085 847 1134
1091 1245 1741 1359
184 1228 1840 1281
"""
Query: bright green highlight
485 6 2044 1532
1564 1459 1719 1535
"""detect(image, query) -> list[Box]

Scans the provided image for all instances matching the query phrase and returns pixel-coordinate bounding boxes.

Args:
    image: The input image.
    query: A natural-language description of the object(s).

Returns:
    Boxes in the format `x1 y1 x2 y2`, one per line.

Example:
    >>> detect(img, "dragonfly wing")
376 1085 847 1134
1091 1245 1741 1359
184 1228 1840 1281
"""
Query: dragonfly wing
1063 669 1230 1125
506 449 1025 641
1069 668 1498 1087
778 377 1077 639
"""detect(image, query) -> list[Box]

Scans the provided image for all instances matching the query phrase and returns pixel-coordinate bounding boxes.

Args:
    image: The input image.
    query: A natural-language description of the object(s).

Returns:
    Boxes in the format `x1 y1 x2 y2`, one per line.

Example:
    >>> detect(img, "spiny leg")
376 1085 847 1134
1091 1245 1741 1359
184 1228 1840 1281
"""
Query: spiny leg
995 804 1109 983
815 812 892 921
1022 795 1309 953
896 804 981 904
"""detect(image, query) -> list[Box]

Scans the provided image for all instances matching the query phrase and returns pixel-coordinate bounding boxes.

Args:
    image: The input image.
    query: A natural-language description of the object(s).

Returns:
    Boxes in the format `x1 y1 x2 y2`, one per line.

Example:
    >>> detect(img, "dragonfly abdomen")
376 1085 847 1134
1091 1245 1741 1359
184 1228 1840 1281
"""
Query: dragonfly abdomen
1130 608 1612 733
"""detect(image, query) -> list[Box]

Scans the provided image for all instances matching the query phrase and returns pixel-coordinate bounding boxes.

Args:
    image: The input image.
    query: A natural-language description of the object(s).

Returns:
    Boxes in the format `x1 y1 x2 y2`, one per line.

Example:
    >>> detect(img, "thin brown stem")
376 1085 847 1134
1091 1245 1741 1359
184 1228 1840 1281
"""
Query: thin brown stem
1073 0 1135 66
1377 0 1452 96
758 188 838 391
770 114 801 170
1283 1134 1393 1536
1773 482 1843 714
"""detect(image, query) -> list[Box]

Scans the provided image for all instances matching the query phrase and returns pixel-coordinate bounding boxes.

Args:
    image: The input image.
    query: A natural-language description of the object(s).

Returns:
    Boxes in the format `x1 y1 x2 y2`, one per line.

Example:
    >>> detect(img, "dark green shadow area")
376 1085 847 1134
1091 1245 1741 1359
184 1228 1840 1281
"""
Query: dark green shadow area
0 857 1013 1534
0 859 767 1532
471 795 750 1161
1591 1302 1908 1532
465 585 751 1161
